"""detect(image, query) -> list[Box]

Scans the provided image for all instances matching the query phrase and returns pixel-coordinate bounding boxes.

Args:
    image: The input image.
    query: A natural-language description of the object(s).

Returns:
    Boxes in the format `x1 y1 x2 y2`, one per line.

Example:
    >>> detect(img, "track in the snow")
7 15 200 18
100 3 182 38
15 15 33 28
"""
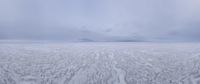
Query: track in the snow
0 42 200 84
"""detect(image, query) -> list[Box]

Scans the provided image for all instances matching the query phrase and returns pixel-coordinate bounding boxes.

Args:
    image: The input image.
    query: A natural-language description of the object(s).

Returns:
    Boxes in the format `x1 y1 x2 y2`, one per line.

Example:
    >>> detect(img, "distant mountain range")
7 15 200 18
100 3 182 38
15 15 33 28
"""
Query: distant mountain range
0 27 145 42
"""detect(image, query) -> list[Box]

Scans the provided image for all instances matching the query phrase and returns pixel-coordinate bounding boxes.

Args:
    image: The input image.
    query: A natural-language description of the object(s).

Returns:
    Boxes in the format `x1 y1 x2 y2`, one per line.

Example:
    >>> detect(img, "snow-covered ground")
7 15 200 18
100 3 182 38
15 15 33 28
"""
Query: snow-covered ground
0 42 200 84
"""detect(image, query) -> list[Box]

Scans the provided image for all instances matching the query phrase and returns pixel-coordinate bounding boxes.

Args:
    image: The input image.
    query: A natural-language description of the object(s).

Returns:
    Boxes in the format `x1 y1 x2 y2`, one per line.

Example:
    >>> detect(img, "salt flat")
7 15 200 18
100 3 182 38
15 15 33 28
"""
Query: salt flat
0 42 200 84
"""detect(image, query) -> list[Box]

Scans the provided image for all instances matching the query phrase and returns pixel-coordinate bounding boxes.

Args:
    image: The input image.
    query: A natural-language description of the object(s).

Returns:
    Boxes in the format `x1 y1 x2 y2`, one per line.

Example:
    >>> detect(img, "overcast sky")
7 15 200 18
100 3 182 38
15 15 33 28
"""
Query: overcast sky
0 0 200 41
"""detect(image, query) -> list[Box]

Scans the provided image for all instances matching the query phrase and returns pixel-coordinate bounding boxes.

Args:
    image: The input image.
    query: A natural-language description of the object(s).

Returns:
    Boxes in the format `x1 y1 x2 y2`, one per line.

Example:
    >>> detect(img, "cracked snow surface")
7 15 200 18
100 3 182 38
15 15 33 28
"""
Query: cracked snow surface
1 42 200 84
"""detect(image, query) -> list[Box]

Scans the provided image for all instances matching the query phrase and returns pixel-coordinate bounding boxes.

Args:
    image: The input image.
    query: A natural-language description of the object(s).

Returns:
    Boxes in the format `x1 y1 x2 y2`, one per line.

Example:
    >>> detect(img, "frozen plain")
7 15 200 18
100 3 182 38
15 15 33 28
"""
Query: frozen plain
0 42 200 84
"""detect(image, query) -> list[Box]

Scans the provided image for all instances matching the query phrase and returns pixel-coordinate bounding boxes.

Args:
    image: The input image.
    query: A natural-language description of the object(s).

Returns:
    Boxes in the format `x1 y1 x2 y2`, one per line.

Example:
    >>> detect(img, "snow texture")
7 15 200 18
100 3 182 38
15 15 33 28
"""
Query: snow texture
0 42 200 84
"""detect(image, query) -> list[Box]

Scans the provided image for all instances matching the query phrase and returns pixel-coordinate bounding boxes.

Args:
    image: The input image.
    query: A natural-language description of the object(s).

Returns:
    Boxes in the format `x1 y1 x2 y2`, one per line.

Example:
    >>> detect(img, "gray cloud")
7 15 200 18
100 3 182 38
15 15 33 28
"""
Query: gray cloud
0 0 200 41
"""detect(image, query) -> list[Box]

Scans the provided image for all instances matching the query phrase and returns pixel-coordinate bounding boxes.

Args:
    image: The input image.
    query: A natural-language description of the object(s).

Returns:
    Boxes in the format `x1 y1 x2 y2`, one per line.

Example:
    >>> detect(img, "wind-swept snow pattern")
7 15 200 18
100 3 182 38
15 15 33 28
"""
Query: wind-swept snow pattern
0 42 200 84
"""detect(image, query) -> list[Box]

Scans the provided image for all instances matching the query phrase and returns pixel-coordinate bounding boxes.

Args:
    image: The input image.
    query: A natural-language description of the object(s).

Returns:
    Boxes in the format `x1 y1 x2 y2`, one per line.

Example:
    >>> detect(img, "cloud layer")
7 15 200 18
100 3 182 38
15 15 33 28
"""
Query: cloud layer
0 0 200 41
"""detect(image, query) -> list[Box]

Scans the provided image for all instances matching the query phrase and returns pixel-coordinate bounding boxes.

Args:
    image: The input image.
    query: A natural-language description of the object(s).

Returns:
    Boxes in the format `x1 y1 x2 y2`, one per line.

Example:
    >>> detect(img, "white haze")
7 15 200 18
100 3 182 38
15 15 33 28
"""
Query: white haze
0 0 200 42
